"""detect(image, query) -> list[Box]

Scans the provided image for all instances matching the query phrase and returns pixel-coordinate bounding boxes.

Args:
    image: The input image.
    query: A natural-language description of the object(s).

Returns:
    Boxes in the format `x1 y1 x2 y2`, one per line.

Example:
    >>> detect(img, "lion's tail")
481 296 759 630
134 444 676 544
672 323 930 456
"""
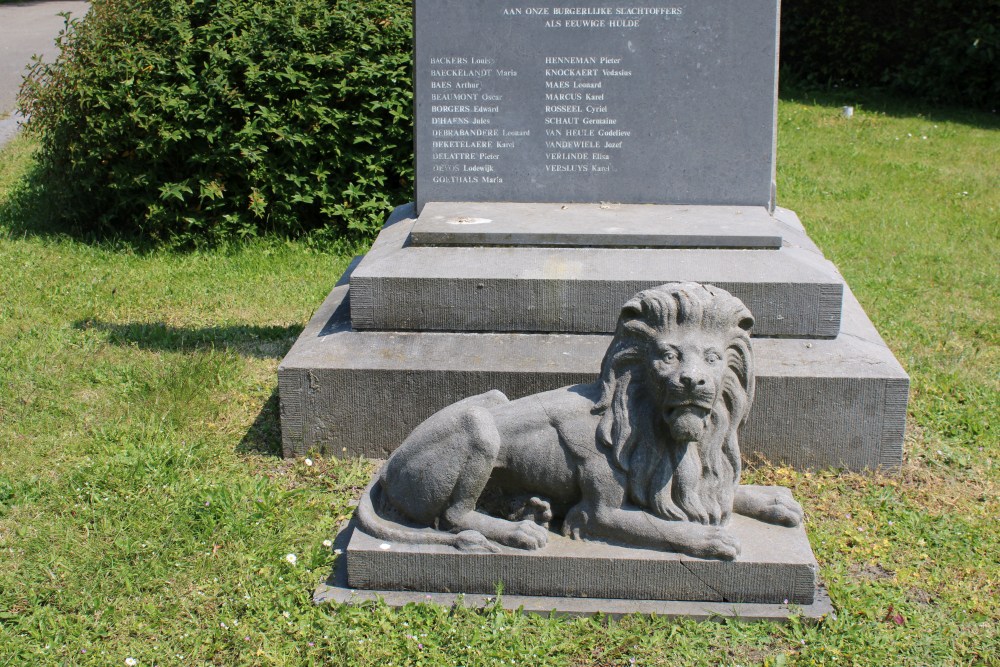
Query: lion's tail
355 481 500 553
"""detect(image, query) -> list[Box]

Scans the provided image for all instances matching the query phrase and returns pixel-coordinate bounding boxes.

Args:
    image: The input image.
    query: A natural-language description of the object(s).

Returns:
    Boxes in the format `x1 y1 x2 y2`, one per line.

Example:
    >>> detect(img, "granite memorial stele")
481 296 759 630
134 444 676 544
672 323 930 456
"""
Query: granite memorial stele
282 0 907 617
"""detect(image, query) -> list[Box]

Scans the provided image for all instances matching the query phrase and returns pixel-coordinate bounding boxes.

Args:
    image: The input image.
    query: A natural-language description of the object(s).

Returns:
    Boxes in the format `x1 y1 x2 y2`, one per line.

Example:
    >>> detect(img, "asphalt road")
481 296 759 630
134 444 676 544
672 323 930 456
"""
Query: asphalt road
0 0 89 144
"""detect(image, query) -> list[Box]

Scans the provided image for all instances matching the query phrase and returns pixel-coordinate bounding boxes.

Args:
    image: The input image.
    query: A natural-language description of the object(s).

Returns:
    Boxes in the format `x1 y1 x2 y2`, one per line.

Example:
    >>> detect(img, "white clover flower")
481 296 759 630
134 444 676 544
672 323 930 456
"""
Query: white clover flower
125 659 138 667
322 539 333 548
304 458 314 467
285 553 297 565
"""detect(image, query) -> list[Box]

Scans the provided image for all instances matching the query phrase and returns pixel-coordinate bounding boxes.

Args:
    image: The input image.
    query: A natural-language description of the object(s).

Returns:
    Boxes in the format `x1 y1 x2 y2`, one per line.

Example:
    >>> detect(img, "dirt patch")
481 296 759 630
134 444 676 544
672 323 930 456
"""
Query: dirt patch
849 562 895 581
907 586 934 605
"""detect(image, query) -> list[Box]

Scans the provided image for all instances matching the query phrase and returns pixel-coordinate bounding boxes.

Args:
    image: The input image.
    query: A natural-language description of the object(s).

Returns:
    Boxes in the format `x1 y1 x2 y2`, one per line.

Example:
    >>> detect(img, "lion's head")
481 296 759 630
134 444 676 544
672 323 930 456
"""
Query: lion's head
594 282 754 526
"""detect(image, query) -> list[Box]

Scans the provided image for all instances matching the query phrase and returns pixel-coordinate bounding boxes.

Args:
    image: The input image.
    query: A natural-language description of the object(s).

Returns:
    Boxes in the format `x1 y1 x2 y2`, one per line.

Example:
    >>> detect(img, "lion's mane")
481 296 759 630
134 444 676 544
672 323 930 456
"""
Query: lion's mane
593 282 755 526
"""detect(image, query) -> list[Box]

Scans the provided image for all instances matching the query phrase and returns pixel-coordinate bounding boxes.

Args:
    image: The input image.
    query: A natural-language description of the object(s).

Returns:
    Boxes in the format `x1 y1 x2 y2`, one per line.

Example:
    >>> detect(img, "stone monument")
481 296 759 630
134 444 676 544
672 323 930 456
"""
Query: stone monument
334 283 825 617
282 0 907 617
357 283 802 556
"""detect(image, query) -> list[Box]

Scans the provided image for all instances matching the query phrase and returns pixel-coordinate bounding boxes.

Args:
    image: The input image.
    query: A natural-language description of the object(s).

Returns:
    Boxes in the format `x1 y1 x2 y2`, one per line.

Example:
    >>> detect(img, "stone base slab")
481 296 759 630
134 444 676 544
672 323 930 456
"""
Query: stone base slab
316 514 835 621
278 266 907 470
410 201 784 248
346 486 816 604
350 204 843 337
315 580 835 622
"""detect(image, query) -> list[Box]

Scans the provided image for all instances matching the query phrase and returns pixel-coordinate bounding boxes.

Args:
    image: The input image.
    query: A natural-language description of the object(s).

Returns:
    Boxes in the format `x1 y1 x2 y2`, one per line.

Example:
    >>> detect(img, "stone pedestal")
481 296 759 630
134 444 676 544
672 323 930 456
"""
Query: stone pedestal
279 203 908 471
283 0 908 616
346 483 816 603
317 491 835 621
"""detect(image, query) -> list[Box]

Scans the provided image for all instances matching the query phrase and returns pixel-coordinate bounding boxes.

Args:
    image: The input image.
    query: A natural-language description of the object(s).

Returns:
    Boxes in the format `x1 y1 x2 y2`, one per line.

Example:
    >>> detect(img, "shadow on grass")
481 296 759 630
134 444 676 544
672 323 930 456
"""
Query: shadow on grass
76 319 299 458
237 388 283 458
778 81 1000 129
75 319 303 359
0 156 162 253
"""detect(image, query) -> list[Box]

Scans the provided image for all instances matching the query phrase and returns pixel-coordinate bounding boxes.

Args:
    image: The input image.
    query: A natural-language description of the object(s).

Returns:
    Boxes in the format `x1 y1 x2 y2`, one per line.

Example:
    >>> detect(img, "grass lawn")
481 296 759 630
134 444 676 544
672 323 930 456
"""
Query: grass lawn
0 92 997 666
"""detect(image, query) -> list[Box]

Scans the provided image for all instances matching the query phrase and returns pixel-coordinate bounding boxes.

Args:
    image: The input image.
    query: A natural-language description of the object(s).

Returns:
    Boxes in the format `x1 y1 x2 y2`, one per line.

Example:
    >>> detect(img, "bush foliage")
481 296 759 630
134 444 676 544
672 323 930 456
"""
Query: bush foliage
781 0 999 110
19 0 413 245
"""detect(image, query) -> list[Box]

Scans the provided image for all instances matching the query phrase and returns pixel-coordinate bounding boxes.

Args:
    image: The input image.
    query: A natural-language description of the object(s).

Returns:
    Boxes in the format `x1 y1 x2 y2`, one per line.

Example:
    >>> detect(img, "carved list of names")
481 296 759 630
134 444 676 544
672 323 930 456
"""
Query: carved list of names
415 1 780 208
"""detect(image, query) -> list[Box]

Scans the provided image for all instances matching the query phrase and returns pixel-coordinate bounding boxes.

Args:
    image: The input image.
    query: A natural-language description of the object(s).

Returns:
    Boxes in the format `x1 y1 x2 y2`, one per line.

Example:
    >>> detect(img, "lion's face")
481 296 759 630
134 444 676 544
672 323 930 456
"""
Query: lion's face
649 329 729 444
596 282 755 523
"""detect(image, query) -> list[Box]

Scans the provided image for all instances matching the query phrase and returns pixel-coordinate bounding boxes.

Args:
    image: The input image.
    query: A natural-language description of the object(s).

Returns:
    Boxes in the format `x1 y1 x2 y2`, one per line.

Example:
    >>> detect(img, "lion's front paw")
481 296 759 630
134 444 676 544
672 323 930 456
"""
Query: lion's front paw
690 526 741 561
503 520 549 550
736 486 805 527
759 494 804 527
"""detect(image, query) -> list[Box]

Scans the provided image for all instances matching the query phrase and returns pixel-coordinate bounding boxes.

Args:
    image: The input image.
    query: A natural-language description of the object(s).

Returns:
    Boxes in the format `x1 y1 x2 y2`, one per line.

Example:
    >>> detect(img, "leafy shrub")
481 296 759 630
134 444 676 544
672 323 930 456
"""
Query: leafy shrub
19 0 413 245
781 0 999 110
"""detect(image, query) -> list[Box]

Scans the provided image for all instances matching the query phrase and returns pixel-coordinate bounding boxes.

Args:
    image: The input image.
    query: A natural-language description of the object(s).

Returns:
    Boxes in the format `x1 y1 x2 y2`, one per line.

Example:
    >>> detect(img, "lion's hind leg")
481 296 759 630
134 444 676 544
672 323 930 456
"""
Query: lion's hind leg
439 406 549 551
356 478 502 553
381 390 509 525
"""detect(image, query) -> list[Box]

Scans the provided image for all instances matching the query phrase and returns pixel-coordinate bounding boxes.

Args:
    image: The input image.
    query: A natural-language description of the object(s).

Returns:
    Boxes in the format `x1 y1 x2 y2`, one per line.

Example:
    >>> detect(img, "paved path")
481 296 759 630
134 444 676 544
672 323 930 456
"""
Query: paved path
0 0 89 145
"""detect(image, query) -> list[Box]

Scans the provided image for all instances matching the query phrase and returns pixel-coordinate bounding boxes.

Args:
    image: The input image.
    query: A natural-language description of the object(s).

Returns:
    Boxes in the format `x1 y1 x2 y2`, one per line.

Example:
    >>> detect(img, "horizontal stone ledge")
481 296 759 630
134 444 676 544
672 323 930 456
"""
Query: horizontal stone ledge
278 275 908 471
317 579 835 622
410 201 784 248
350 204 843 338
343 487 817 604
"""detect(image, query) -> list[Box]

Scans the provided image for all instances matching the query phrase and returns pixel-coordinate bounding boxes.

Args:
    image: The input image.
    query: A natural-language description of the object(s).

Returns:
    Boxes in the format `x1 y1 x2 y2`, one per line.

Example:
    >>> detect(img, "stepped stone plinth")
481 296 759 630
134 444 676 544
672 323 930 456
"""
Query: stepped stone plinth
286 0 908 618
279 203 907 471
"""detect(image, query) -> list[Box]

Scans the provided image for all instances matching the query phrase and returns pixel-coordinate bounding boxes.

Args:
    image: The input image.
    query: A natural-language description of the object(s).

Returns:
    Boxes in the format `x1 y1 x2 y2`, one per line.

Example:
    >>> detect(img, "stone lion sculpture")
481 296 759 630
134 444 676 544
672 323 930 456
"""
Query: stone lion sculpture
356 282 802 560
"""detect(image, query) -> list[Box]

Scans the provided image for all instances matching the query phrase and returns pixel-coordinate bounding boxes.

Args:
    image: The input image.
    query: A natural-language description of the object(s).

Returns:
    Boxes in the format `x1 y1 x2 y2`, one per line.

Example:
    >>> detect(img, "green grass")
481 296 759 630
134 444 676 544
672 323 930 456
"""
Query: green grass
0 92 998 666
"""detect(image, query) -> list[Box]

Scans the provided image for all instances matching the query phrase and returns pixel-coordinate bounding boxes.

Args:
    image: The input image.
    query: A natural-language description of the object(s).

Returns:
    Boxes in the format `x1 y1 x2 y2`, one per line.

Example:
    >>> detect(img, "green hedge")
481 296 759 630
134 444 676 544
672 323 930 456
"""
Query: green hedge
19 0 413 245
781 0 999 110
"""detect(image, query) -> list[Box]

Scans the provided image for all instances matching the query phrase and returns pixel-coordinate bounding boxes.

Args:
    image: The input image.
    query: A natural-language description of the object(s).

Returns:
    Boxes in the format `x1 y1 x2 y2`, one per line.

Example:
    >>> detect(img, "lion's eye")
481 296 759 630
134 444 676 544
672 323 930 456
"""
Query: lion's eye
705 351 722 364
661 350 677 362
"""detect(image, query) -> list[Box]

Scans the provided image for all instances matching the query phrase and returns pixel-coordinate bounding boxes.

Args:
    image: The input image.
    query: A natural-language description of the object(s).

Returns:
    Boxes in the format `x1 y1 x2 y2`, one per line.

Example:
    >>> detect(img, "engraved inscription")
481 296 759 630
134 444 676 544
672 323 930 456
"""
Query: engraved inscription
423 5 686 184
428 56 527 185
416 0 780 207
428 45 636 179
542 51 631 174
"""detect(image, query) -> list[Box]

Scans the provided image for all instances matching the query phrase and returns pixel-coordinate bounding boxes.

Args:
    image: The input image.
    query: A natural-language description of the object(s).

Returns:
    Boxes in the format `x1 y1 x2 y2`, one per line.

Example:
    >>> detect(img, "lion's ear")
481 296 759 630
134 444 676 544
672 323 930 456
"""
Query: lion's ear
618 298 643 322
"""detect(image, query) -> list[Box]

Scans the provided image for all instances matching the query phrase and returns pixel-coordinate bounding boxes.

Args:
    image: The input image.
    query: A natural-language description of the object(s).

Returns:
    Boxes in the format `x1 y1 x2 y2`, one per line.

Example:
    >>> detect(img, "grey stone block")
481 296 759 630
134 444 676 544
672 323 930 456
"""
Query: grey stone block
351 204 844 337
316 576 835 622
411 201 783 248
277 268 908 470
414 0 780 210
317 517 835 621
340 485 816 604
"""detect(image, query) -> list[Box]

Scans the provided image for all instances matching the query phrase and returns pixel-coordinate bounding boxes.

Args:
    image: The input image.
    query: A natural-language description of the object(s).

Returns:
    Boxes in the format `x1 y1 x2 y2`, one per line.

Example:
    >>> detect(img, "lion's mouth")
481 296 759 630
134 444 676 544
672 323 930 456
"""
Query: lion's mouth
661 403 711 443
663 401 713 416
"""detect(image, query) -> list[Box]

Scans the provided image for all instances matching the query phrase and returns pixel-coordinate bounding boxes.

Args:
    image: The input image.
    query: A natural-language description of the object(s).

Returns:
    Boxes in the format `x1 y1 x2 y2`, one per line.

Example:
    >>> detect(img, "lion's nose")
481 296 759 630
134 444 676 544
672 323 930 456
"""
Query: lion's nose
679 372 706 389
